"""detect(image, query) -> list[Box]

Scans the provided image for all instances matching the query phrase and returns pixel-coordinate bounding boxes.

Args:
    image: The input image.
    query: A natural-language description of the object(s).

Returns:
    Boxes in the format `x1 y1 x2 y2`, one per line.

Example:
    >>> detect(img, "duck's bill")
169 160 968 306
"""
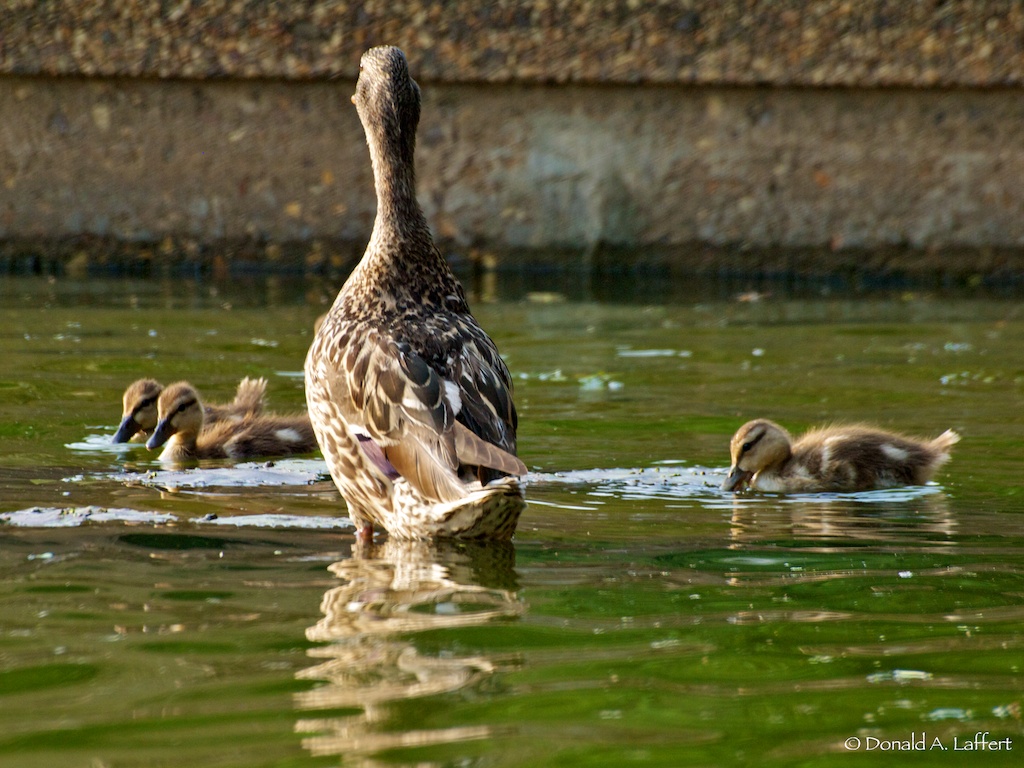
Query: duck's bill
721 466 753 492
146 420 175 450
112 416 141 443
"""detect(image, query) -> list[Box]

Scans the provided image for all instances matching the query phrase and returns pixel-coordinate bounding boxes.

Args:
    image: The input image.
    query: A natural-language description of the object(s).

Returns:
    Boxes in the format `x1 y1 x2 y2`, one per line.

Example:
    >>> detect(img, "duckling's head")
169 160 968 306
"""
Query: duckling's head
146 382 205 450
113 378 163 443
722 419 793 491
352 46 421 168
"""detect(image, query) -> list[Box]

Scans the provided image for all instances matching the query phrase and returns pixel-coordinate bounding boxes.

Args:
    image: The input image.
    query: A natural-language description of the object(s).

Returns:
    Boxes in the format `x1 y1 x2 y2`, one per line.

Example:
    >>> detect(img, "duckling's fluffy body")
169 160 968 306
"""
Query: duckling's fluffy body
304 46 526 540
723 419 959 493
146 381 316 463
113 377 266 443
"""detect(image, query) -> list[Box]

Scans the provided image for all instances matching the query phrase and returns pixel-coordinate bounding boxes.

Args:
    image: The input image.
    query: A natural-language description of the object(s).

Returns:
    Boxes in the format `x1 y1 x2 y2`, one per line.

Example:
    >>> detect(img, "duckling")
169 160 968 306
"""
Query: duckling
304 46 526 541
722 419 959 493
145 381 317 463
112 376 267 443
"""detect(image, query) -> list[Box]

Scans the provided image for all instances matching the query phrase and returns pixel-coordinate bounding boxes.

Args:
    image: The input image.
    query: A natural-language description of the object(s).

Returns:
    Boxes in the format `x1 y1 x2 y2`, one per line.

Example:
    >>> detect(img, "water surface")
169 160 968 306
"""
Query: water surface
0 272 1021 767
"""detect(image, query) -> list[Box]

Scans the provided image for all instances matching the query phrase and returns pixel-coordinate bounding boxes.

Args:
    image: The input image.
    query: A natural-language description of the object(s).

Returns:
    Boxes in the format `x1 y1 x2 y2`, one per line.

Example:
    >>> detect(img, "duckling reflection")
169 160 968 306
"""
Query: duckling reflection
295 538 523 762
725 490 956 547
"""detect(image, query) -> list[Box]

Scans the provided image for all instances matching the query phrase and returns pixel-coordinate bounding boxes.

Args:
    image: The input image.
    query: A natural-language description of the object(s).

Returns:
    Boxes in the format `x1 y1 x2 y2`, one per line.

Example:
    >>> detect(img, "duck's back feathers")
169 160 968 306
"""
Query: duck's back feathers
220 415 318 460
316 321 523 505
792 424 957 490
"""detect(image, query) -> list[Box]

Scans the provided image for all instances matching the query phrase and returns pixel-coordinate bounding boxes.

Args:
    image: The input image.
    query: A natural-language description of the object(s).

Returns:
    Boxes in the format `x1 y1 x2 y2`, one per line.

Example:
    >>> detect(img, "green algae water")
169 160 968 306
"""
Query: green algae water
0 272 1022 767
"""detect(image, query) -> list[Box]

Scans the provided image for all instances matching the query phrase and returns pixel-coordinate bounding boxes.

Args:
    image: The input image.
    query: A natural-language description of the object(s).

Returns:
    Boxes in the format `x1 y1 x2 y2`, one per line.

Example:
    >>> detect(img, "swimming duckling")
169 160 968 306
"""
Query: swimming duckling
304 46 526 541
146 381 317 463
112 377 267 443
722 419 959 493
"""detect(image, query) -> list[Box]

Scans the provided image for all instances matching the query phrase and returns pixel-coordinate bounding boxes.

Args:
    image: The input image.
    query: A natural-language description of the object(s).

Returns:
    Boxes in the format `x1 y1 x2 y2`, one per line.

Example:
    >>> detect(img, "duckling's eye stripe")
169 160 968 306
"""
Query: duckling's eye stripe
173 399 197 417
132 395 158 417
741 431 765 453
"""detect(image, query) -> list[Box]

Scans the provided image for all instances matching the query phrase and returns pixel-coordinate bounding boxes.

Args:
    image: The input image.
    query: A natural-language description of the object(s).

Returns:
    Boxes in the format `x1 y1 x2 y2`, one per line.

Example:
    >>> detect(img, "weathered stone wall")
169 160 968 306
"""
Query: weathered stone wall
2 2 1024 270
4 1 1022 86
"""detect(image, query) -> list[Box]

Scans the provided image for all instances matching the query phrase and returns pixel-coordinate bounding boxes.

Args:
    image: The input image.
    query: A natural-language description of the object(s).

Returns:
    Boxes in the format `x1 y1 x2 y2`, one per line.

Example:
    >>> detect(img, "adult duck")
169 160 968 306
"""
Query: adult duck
722 419 959 493
146 381 316 463
112 376 266 443
304 46 526 541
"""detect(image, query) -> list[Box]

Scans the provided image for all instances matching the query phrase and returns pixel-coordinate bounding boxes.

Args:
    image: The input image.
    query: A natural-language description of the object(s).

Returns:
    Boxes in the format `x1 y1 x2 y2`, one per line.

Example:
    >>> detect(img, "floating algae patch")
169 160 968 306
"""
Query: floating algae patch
65 433 140 454
0 506 177 527
201 513 352 530
105 458 329 490
0 505 350 531
528 465 721 502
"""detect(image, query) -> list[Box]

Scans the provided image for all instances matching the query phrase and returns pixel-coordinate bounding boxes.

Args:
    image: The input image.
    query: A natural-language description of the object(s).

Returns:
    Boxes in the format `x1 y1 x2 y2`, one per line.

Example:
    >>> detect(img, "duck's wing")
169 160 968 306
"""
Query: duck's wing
448 331 527 476
330 327 523 503
449 332 519 450
331 329 463 502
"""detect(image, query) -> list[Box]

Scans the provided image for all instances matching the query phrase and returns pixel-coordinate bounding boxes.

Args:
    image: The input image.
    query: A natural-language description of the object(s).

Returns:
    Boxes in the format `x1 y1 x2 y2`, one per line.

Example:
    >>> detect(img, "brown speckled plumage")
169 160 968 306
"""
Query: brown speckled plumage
304 46 526 540
722 419 959 493
146 381 316 463
113 376 267 443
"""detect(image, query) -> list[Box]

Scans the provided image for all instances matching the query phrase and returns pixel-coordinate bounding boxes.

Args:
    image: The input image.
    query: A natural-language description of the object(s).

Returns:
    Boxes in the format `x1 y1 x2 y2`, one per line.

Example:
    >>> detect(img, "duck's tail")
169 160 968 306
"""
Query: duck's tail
234 377 268 416
393 476 526 540
930 429 960 458
920 429 960 482
436 477 526 540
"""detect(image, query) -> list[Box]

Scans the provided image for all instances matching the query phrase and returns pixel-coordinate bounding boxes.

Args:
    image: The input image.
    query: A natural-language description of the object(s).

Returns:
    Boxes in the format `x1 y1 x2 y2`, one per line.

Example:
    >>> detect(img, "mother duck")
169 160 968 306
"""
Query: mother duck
305 46 527 541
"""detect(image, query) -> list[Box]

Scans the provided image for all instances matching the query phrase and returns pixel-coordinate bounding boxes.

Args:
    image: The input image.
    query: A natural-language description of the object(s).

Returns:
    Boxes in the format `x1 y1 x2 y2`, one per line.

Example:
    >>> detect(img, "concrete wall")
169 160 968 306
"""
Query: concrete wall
2 2 1024 271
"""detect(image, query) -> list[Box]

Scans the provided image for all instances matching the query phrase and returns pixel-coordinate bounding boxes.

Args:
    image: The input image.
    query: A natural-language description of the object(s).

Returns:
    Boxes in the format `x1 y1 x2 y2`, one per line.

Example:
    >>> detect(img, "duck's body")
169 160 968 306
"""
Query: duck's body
146 381 317 463
722 419 959 493
113 377 266 443
304 46 526 540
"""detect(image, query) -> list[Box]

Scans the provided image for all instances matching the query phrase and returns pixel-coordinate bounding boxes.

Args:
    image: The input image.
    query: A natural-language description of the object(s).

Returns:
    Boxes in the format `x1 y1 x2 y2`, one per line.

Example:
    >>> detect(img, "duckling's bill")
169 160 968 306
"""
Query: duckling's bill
146 419 177 450
722 465 753 492
112 415 143 443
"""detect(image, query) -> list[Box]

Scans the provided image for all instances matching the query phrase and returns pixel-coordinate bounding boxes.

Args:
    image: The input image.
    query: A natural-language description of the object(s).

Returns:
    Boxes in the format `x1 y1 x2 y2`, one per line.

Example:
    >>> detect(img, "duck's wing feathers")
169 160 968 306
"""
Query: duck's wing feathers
450 334 520 453
454 421 527 476
330 327 523 503
449 333 527 477
332 329 463 503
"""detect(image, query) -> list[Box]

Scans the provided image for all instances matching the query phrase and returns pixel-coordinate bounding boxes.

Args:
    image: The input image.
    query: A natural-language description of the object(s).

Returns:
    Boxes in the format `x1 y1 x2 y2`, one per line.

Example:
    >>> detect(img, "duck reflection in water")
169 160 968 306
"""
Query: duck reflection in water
295 538 523 762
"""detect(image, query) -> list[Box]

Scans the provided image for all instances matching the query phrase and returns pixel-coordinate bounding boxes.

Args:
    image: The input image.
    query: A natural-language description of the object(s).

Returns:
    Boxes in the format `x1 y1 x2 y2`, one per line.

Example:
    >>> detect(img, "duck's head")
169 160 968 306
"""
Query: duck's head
352 46 421 166
147 382 205 450
722 419 793 491
113 378 163 443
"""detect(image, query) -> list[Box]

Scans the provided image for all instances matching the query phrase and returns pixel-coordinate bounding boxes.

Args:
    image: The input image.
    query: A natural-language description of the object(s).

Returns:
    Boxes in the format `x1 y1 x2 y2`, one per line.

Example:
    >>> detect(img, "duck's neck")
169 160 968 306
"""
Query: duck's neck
159 434 195 462
366 130 431 249
175 423 203 455
773 445 795 476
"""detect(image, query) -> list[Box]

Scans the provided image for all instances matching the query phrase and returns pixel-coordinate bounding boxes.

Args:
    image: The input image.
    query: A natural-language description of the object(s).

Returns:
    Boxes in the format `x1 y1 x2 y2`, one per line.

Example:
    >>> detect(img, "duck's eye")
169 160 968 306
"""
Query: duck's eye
741 441 754 452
